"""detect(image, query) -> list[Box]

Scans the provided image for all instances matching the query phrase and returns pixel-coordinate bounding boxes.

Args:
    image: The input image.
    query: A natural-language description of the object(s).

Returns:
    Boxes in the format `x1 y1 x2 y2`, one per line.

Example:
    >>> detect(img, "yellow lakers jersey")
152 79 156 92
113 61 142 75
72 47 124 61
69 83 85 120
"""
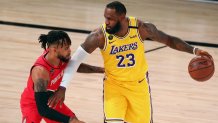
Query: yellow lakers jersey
101 17 149 82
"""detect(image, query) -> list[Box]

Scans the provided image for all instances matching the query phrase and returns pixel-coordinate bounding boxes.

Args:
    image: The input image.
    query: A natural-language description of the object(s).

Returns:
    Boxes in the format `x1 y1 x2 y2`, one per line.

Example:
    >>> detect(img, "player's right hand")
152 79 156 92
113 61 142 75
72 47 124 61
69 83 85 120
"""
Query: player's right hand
48 86 66 108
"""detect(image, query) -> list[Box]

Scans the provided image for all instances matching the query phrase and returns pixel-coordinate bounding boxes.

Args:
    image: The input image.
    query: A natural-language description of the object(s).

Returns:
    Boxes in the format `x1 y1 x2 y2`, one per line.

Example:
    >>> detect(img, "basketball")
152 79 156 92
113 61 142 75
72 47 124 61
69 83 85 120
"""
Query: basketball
188 56 215 82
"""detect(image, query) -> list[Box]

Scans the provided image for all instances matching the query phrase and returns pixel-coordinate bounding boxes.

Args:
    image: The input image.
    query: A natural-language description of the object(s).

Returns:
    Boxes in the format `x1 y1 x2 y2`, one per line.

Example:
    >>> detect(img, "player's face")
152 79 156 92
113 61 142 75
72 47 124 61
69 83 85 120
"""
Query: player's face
56 42 71 63
104 8 121 34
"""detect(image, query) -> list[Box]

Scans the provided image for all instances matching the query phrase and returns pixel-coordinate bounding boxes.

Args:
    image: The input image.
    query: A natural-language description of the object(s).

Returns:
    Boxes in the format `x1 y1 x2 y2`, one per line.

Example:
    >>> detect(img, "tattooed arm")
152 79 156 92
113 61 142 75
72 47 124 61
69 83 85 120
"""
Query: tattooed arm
138 20 212 58
32 66 49 92
31 66 78 123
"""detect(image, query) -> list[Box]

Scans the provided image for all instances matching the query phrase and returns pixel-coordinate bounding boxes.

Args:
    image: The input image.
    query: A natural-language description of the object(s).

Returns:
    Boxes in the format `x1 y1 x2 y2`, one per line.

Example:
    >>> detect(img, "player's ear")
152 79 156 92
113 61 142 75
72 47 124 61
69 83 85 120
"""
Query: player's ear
49 46 57 53
119 13 125 20
118 14 125 23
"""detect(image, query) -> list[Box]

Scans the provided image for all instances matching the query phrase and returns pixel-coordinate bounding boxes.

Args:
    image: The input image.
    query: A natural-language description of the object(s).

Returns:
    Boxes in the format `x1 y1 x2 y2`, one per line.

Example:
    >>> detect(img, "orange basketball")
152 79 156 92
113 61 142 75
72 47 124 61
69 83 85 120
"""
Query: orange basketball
188 56 215 82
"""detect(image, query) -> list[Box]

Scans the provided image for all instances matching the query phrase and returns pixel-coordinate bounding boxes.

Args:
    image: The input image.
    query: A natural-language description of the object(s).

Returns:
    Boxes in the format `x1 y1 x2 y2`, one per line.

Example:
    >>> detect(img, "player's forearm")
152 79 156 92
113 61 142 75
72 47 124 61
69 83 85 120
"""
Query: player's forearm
167 36 194 54
60 46 89 88
77 63 104 73
35 92 71 123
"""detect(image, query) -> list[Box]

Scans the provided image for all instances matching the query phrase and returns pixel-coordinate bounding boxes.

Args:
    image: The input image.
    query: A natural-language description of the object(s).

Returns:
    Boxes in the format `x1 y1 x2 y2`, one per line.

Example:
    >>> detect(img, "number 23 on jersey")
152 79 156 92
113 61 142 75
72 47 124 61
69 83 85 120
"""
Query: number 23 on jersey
116 53 135 67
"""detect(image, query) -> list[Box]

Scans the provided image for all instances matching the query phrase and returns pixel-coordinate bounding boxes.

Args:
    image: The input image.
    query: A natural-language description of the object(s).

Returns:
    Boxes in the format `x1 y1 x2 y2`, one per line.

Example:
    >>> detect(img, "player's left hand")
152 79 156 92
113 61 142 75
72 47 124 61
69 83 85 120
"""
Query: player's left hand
195 48 213 61
48 86 66 108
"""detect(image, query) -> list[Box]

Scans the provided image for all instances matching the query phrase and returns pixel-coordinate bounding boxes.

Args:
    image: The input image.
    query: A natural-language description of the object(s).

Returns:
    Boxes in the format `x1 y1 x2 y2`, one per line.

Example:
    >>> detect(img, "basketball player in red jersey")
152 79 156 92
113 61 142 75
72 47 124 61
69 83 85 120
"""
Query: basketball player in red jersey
20 30 104 123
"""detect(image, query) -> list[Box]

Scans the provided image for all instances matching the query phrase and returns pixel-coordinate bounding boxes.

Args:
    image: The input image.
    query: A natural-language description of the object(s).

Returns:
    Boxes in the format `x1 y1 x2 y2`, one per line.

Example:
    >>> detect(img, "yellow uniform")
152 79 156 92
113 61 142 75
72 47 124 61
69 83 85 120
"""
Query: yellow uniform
101 17 153 123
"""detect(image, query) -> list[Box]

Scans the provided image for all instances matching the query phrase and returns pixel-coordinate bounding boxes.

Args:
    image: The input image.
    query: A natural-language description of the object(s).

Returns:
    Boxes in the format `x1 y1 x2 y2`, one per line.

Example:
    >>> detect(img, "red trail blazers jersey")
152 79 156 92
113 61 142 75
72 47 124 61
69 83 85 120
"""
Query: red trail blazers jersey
20 50 68 106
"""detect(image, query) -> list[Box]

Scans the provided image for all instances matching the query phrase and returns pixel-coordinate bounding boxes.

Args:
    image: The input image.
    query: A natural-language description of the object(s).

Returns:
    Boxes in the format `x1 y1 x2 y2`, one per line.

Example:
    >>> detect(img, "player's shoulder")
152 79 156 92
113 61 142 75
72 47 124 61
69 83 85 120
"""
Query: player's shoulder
31 65 50 81
136 19 158 40
31 66 49 87
92 27 104 35
137 19 156 30
91 27 105 41
32 66 49 75
137 19 159 38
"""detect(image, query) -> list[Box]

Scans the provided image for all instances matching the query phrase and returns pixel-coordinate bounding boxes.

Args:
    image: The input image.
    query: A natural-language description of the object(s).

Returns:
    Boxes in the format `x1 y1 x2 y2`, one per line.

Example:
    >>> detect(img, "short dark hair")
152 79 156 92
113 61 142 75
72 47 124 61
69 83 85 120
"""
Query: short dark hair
38 30 71 50
106 1 127 15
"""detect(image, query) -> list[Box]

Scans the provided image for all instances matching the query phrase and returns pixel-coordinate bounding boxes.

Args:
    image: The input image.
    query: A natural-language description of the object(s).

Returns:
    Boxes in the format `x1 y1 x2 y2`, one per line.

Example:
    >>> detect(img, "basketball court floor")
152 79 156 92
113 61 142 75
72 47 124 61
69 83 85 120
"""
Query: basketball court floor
0 0 217 123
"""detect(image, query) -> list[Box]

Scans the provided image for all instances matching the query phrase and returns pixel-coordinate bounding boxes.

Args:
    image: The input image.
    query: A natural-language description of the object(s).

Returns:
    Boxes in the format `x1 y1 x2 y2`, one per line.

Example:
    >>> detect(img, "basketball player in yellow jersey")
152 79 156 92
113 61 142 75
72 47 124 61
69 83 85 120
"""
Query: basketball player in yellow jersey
50 1 213 123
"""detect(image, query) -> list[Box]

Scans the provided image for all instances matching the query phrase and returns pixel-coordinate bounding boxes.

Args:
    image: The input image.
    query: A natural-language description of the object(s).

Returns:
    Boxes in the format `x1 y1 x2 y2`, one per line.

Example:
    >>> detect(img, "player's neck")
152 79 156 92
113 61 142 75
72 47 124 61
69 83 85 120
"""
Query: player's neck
115 17 129 37
45 53 60 67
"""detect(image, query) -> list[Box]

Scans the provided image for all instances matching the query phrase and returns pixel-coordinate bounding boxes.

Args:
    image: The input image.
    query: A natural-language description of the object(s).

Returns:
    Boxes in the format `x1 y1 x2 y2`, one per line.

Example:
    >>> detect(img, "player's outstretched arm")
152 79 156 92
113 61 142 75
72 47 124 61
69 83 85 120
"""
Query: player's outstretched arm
138 21 212 59
60 28 104 87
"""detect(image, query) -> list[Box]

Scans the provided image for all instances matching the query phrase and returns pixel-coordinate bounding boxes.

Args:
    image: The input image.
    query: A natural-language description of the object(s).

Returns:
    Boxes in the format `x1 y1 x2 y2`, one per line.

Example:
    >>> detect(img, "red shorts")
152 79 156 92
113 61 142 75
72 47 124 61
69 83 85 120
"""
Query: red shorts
20 102 75 123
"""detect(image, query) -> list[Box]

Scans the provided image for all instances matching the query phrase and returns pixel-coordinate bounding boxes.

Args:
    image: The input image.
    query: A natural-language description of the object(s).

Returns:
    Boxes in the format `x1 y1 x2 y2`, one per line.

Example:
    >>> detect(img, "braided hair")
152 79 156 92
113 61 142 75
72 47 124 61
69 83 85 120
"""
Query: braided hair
38 30 71 50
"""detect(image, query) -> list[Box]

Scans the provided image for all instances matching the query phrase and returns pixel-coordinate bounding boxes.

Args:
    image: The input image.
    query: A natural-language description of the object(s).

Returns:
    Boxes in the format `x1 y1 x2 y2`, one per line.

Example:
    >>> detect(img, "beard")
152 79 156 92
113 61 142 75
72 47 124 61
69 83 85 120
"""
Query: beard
58 54 70 63
106 21 121 34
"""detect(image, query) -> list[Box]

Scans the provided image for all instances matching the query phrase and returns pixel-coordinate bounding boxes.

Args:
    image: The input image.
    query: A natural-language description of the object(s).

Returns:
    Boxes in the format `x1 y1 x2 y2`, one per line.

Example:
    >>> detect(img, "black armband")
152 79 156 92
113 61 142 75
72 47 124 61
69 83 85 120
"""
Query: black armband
34 92 70 123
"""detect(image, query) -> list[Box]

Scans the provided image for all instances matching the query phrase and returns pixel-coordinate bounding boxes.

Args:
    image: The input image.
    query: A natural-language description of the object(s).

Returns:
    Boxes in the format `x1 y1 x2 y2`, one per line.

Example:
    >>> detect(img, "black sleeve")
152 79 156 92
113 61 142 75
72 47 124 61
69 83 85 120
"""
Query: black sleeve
35 92 70 123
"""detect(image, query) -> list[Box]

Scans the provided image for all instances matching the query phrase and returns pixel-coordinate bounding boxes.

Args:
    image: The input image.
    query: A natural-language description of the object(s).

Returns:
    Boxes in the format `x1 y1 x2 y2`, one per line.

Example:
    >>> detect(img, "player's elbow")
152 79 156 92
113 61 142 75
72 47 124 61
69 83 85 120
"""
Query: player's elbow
37 107 50 117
